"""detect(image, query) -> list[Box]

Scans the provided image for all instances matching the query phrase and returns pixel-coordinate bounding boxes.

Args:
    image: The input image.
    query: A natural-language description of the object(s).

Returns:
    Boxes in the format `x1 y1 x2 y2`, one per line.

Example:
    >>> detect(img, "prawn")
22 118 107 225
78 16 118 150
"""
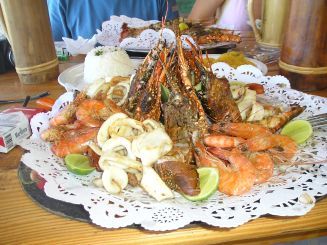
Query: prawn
50 92 87 127
247 152 274 184
210 122 272 139
194 142 226 168
204 134 245 148
76 99 107 127
208 147 256 196
241 134 297 160
51 127 99 158
41 121 85 142
195 142 256 196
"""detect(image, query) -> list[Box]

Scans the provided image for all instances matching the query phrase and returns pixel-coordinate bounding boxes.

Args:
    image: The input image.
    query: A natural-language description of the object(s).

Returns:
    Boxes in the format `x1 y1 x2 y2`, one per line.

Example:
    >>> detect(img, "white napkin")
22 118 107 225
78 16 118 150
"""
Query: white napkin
62 35 97 55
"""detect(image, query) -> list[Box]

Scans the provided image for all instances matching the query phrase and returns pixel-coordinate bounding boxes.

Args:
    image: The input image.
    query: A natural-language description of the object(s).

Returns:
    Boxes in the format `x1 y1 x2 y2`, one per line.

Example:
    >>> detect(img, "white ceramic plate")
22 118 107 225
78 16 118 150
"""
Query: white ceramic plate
58 59 142 91
58 55 267 91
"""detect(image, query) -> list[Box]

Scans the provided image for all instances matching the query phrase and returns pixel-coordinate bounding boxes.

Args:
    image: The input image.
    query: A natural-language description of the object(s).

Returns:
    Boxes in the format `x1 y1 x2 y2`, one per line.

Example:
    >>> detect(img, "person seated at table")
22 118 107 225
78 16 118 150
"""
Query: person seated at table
188 0 260 31
47 0 179 41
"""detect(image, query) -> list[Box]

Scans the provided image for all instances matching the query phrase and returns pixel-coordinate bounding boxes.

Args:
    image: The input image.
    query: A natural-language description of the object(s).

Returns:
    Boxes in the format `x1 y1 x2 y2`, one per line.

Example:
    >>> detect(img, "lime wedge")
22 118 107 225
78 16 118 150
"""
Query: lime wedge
183 167 219 201
280 119 313 144
230 81 246 87
64 154 95 175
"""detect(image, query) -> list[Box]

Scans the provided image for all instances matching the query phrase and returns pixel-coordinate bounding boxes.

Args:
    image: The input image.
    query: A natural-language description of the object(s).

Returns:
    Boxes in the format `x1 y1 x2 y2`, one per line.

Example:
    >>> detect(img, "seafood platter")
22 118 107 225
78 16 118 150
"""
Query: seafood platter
19 33 327 231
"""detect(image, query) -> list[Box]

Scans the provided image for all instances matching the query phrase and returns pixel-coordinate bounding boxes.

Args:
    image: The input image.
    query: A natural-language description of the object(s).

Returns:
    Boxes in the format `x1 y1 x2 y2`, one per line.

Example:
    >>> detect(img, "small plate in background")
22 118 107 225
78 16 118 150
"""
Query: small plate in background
58 59 142 91
206 54 268 75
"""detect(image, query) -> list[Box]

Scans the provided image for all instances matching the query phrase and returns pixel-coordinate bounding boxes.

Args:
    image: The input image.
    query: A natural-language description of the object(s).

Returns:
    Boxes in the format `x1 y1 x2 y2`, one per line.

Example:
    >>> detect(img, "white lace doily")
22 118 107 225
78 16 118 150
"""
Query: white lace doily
19 66 327 231
96 15 160 47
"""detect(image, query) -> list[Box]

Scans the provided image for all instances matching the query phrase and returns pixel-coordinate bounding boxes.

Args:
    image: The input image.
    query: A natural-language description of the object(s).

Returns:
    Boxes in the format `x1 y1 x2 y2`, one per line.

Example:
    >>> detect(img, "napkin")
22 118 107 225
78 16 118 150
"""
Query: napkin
62 35 97 55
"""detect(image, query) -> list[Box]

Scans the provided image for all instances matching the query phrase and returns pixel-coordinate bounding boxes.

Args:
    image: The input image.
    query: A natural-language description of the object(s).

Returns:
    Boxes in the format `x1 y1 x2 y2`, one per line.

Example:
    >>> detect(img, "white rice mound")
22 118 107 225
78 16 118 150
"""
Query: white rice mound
84 46 134 84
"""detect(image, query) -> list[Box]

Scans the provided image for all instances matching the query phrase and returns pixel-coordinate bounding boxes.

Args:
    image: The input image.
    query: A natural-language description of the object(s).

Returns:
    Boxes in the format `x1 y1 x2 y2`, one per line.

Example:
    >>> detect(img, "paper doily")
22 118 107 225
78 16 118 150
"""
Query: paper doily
96 15 159 47
19 66 327 231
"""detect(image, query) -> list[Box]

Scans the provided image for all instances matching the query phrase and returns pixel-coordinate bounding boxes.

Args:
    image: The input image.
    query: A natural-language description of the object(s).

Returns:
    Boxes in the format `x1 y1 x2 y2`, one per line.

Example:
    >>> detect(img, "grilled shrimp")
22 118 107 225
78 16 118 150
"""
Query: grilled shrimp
50 92 87 127
197 146 256 196
204 134 245 148
51 127 99 158
247 152 274 184
241 134 297 160
210 122 272 139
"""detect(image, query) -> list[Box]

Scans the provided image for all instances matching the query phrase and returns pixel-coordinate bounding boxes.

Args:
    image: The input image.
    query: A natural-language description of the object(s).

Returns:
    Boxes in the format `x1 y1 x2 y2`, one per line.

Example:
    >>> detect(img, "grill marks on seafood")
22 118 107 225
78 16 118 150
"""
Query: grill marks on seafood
154 160 200 196
134 57 164 121
123 46 161 115
206 77 242 123
176 38 209 136
162 59 204 142
184 41 242 123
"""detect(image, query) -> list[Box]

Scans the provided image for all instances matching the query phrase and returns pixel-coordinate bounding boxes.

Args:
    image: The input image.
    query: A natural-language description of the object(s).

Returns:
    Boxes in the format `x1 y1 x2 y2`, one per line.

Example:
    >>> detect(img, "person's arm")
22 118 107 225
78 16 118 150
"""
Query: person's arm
188 0 224 23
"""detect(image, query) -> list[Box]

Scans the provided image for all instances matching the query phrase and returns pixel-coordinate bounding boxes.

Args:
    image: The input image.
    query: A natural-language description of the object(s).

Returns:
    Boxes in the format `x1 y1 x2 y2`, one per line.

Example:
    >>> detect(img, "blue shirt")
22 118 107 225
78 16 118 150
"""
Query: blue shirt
47 0 179 41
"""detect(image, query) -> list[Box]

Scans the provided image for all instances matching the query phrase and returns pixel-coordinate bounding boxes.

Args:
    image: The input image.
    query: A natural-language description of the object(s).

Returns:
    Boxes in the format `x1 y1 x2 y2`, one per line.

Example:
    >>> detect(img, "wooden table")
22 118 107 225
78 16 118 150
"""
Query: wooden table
1 51 327 245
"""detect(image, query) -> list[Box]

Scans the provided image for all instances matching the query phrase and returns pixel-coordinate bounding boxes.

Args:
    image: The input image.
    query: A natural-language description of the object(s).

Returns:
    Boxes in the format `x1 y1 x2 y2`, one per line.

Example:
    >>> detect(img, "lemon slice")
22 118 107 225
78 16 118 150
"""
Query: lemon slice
179 22 189 31
64 154 95 175
280 119 313 144
183 167 219 201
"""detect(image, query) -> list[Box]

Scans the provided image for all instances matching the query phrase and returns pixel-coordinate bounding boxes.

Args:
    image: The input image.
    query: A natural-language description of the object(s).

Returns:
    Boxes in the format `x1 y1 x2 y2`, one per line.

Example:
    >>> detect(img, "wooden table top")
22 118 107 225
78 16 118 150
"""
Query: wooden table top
0 46 327 245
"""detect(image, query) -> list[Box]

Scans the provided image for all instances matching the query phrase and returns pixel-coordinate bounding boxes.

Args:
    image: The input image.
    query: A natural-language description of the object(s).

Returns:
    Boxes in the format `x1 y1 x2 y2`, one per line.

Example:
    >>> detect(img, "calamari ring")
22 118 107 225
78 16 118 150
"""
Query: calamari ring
108 118 144 141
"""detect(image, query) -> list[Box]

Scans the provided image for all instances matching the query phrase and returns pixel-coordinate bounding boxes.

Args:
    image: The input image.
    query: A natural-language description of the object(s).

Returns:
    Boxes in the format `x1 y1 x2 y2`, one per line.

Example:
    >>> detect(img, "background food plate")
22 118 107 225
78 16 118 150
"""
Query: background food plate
124 42 237 54
58 54 267 91
207 54 268 75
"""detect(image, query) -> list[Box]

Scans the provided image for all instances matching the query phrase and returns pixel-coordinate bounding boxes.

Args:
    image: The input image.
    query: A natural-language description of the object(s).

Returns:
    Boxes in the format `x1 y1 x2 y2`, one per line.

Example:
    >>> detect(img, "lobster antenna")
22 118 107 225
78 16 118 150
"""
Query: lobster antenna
161 0 169 29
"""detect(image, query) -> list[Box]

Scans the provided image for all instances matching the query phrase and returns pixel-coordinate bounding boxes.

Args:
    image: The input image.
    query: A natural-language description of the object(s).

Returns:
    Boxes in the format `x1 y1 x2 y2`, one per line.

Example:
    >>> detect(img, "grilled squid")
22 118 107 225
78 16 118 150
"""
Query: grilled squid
102 136 136 160
97 112 128 147
141 166 174 201
108 118 144 141
132 128 173 167
101 166 128 194
107 80 130 106
99 151 142 173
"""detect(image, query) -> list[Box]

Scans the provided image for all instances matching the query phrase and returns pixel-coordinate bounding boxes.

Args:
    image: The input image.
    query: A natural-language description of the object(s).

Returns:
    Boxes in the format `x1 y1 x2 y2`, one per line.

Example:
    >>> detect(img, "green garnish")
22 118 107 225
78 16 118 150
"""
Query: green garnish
161 84 170 103
194 82 202 92
95 50 104 56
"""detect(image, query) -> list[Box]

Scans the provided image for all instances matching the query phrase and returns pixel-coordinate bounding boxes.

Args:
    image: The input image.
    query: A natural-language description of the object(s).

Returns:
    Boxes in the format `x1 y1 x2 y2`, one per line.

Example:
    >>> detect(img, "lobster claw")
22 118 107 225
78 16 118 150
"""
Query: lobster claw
154 160 200 196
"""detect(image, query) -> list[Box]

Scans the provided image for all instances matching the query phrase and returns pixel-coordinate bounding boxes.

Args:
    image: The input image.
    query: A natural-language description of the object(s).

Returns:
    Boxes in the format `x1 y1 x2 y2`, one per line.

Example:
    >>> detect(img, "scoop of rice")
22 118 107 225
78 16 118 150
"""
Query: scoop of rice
84 46 134 84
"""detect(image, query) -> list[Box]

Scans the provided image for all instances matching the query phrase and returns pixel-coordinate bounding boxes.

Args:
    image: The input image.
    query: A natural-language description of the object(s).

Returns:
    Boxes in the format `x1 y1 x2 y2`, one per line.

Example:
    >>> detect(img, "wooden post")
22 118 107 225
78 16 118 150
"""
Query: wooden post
0 0 58 84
